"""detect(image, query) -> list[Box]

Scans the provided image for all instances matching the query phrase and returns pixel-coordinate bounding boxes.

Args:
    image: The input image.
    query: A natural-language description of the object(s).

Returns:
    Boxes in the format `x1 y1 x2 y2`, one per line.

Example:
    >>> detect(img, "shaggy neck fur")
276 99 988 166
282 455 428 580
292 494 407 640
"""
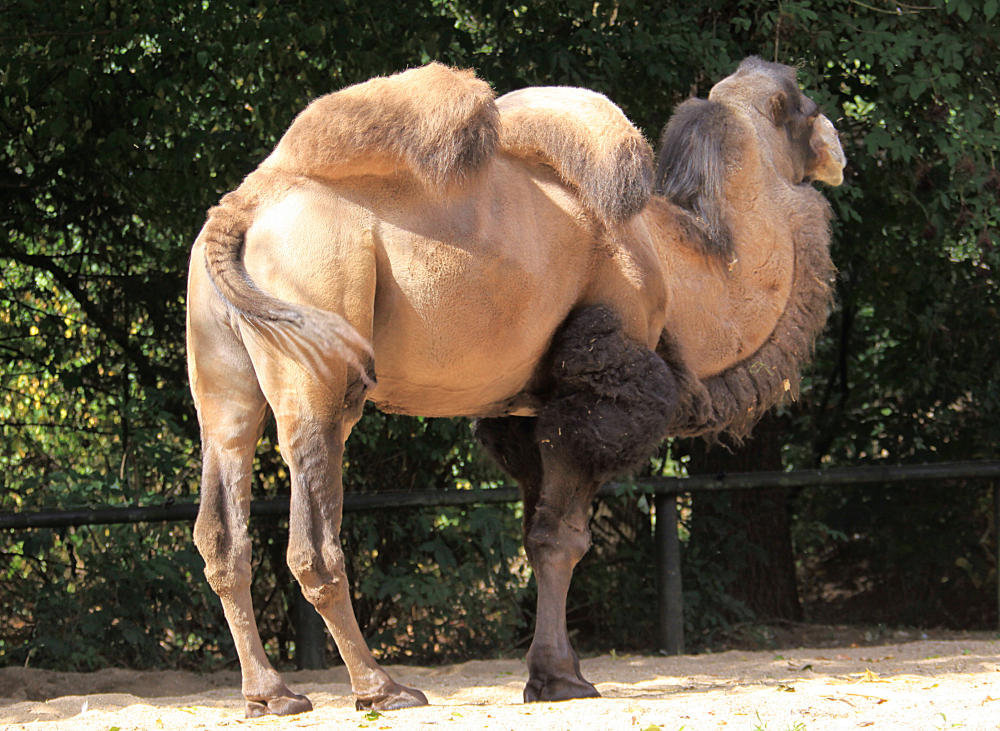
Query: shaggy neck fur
700 189 834 439
652 98 836 440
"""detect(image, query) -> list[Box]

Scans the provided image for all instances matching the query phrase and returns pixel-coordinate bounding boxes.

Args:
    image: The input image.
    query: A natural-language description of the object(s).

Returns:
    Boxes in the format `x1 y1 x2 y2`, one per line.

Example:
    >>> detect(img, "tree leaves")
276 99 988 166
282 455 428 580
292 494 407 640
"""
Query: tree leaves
2 0 998 666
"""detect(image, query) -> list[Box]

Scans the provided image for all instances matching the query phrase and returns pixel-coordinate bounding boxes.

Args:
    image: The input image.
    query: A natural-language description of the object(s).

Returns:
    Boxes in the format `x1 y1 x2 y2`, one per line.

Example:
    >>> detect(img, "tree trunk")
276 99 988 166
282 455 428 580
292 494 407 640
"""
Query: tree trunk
682 413 802 621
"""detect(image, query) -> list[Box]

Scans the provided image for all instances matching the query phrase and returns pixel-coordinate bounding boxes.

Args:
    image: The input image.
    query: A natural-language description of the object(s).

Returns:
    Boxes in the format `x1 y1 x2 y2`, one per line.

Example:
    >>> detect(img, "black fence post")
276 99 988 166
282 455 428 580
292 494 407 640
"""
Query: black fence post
294 584 327 670
655 492 684 655
994 481 1000 633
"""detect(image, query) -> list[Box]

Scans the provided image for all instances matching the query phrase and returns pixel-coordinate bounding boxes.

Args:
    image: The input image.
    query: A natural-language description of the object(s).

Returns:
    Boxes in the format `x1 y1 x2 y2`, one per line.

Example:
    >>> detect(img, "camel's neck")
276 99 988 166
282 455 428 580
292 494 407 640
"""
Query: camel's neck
644 162 797 378
640 162 835 437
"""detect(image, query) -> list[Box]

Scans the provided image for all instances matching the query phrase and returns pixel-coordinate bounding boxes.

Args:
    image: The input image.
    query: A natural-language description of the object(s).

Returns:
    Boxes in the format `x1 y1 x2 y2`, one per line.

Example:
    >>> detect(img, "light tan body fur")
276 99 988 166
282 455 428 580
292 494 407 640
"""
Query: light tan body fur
186 60 844 715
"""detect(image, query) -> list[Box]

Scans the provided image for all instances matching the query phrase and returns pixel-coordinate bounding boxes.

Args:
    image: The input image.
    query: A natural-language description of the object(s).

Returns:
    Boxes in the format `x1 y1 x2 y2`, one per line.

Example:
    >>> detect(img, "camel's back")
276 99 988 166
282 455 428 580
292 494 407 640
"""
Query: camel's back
229 66 666 417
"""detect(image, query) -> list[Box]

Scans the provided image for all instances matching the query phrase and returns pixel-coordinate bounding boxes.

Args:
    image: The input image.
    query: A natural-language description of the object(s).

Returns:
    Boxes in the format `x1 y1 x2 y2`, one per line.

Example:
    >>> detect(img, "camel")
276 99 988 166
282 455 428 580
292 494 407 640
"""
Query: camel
186 57 845 716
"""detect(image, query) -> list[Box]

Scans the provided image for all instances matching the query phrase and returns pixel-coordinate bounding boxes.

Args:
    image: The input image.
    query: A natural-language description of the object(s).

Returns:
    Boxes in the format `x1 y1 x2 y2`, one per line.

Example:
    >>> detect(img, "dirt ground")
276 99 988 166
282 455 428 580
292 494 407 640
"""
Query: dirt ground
2 631 998 730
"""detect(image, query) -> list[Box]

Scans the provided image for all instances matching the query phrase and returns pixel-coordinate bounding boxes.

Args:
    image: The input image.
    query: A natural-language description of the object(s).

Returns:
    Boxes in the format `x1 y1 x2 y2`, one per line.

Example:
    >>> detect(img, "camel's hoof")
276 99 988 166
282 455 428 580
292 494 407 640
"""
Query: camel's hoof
524 675 600 703
245 692 313 717
355 682 428 711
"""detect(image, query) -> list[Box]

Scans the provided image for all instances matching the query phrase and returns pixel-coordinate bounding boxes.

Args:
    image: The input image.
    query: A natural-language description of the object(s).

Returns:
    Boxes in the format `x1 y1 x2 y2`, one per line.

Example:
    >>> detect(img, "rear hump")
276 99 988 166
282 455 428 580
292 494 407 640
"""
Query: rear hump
265 63 499 189
497 87 652 227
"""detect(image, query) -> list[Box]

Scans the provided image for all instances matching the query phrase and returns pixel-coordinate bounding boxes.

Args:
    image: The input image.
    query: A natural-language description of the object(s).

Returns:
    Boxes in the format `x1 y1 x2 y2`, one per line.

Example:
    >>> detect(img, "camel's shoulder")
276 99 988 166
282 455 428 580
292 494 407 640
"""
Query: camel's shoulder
497 87 653 226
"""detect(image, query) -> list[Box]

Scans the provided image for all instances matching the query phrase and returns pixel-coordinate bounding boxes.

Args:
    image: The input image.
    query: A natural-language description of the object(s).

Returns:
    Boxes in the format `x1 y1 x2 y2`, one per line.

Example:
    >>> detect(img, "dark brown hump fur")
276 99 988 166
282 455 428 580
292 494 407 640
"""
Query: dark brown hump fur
654 98 734 259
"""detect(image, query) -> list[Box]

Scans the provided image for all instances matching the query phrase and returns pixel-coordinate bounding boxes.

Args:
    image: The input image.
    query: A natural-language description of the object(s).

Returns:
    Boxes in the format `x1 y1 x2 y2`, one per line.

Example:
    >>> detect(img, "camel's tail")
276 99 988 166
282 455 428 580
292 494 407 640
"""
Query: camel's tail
199 190 374 386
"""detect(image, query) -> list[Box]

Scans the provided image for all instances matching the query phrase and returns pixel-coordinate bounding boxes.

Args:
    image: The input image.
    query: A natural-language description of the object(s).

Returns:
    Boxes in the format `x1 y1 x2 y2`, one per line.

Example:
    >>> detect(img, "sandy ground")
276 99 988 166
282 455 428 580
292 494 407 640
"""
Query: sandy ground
2 638 999 730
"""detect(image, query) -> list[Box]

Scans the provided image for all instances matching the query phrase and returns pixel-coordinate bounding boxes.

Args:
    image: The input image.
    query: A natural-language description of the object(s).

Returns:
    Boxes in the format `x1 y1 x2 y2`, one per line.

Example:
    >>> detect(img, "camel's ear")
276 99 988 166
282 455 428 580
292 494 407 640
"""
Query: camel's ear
806 114 846 186
767 91 789 126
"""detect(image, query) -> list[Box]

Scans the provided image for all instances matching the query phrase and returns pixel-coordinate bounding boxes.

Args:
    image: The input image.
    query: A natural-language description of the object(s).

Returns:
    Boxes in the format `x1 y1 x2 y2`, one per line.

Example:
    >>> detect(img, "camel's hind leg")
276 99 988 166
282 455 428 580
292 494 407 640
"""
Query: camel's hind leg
189 320 311 717
249 351 427 711
477 306 677 702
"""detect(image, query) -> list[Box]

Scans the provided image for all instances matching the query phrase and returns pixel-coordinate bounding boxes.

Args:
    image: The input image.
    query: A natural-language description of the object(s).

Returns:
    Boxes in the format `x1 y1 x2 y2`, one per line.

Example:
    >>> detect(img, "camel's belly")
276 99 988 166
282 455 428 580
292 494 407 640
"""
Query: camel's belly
361 177 598 416
367 268 574 417
367 360 540 418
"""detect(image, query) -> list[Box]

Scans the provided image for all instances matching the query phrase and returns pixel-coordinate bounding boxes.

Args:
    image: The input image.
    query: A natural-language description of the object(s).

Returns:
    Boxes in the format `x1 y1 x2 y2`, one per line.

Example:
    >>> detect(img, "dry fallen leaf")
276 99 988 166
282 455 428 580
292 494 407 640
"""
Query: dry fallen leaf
821 695 854 706
843 693 888 705
850 668 884 683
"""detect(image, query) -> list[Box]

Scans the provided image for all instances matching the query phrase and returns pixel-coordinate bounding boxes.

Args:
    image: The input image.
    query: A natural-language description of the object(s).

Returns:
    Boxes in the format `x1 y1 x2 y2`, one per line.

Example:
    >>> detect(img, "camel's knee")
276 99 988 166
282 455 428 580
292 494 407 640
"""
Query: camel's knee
194 475 253 588
287 543 349 608
202 561 252 596
525 505 591 569
193 430 261 598
195 525 251 595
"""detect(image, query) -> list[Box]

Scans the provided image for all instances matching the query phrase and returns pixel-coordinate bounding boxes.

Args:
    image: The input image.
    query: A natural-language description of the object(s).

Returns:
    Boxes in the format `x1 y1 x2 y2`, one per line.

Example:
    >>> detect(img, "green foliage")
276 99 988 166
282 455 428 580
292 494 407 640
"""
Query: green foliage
344 503 530 663
769 1 1000 627
793 480 997 627
787 2 1000 467
0 523 228 670
569 494 660 652
678 508 757 645
1 0 999 670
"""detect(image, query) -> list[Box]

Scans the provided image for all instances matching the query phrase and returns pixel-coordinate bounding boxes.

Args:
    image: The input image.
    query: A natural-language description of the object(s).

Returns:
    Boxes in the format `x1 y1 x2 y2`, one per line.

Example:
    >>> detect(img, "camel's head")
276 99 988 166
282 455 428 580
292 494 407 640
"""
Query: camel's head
709 57 846 187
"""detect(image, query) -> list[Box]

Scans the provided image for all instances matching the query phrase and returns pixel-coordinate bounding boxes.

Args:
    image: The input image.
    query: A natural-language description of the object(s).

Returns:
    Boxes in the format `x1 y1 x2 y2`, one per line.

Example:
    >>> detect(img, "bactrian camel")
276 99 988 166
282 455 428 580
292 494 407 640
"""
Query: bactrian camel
186 57 845 716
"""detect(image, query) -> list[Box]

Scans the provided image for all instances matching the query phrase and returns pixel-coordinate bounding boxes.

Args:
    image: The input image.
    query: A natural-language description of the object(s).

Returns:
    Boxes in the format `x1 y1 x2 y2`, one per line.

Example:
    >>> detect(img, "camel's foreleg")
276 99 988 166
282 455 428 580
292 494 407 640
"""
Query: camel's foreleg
474 415 596 700
478 306 676 703
521 451 602 702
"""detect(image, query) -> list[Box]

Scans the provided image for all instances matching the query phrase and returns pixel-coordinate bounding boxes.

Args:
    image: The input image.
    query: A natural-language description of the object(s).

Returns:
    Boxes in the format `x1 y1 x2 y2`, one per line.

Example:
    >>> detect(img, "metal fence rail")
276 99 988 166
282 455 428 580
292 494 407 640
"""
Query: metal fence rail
5 461 999 530
3 460 999 661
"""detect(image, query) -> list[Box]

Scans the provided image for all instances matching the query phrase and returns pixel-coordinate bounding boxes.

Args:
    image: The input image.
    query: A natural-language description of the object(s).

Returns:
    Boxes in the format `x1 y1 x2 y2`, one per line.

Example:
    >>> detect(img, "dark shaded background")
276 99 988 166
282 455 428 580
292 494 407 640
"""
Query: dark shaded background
2 0 998 669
